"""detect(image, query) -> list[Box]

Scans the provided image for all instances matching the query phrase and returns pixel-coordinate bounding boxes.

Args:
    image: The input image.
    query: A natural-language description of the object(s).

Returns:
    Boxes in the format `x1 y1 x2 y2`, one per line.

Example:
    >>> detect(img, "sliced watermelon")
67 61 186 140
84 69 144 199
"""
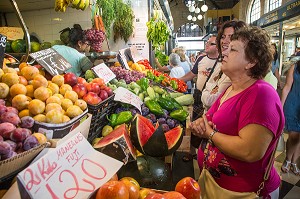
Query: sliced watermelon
164 126 183 154
94 124 136 164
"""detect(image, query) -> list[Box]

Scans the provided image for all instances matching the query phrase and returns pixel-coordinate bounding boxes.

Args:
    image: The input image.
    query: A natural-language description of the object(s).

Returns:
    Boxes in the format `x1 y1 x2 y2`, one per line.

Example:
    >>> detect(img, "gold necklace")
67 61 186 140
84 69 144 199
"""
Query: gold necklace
218 86 233 109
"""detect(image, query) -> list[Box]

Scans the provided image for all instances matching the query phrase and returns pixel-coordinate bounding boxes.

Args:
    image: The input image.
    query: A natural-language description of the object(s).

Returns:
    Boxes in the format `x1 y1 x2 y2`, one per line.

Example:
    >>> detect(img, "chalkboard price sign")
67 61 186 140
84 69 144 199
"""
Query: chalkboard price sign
30 48 72 76
0 34 6 67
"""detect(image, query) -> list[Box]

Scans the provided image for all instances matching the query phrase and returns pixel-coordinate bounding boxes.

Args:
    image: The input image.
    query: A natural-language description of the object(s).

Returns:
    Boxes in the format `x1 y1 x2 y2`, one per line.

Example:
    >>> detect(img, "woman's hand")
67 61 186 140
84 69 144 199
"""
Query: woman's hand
189 114 214 139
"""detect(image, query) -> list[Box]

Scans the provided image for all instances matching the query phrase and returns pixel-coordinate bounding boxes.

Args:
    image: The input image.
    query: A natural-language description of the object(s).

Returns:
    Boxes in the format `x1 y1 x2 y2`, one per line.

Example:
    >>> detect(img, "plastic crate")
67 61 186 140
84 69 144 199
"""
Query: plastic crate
87 95 118 142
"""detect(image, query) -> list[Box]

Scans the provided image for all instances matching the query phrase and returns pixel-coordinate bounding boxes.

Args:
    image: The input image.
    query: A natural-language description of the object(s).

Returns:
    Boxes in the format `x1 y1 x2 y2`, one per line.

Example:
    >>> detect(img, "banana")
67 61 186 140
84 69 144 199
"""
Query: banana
54 0 64 12
71 0 81 7
82 0 89 10
77 0 86 10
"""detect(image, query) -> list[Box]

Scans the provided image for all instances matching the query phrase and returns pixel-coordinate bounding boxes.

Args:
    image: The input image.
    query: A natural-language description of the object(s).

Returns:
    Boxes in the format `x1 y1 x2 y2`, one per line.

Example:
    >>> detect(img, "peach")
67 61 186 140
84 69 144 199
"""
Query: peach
46 109 64 124
28 99 45 115
66 105 83 118
0 83 9 99
52 75 64 87
32 74 48 89
10 83 27 97
59 84 72 95
45 103 63 114
33 114 46 122
2 73 19 87
34 86 51 101
12 94 30 111
47 82 59 94
21 66 39 81
64 90 78 103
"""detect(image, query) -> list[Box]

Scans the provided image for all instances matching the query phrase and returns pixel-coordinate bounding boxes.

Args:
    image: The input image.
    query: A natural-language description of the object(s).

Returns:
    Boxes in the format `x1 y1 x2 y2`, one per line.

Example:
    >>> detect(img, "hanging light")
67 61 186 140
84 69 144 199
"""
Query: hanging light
201 4 208 12
195 7 200 14
192 16 197 21
187 15 193 20
189 5 195 12
197 14 203 20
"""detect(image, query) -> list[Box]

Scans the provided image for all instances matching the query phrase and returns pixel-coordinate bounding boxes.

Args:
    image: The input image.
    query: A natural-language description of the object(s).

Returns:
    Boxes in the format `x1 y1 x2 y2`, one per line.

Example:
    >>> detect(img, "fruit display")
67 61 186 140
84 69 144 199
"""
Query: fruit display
84 28 105 52
54 0 90 12
110 67 146 84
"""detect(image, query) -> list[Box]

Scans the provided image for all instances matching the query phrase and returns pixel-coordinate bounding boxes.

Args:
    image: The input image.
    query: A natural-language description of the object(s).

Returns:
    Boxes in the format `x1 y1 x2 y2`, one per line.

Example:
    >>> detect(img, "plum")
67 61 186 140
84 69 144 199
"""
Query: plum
6 107 18 115
23 135 39 151
146 113 156 123
161 124 170 132
0 112 21 126
2 150 17 160
0 104 7 115
20 116 35 129
10 128 31 142
0 99 5 106
0 135 3 142
157 117 166 124
4 140 17 151
141 106 149 116
166 119 176 129
0 141 12 156
0 122 16 139
130 108 138 116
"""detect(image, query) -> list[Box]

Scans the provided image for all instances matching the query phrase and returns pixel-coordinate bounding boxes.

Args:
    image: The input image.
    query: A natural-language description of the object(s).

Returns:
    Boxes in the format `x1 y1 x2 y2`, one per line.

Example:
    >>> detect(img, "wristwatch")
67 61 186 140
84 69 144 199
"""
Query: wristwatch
208 130 217 143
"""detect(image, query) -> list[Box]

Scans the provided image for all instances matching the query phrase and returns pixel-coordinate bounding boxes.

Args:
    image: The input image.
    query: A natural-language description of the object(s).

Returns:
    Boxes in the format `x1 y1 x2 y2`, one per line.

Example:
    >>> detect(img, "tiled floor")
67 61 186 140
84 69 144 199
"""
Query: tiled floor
274 132 300 199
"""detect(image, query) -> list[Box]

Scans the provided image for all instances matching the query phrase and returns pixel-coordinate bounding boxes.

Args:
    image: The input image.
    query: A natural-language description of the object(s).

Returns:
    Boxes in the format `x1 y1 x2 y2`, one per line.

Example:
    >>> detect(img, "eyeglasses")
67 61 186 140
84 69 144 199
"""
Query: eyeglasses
206 42 217 46
84 42 90 46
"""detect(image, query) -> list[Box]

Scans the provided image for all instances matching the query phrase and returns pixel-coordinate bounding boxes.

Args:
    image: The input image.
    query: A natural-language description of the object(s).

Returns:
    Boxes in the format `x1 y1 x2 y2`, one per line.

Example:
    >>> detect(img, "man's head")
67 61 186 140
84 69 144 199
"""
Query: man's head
205 35 218 58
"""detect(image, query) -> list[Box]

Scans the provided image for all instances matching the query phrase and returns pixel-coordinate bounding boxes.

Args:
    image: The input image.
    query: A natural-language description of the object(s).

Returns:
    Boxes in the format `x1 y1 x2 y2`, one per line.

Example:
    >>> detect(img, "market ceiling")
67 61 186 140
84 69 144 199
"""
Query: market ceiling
169 0 241 10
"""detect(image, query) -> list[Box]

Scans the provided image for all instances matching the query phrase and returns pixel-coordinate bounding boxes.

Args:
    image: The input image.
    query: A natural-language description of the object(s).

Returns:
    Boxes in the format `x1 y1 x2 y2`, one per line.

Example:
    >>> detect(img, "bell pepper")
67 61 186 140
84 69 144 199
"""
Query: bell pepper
145 99 164 115
157 97 175 111
147 71 155 80
168 97 183 110
108 111 133 127
137 77 149 91
170 79 178 90
170 109 189 122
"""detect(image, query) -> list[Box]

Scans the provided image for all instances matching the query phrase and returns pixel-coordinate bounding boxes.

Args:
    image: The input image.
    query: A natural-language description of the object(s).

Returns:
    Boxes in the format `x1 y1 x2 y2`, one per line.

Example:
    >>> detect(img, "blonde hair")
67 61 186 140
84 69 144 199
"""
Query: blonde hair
174 48 186 62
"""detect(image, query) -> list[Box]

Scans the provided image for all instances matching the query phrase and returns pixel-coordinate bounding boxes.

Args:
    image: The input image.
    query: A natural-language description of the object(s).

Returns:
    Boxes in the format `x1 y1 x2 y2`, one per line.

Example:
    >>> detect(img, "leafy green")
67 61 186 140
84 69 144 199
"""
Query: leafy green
146 18 170 50
97 0 116 39
155 50 169 66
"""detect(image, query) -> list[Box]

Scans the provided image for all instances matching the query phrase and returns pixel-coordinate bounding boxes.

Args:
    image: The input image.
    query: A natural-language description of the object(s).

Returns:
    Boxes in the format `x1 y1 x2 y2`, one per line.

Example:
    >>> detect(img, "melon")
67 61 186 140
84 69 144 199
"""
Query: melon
30 41 40 52
5 40 13 53
40 42 52 50
93 124 136 164
118 155 172 191
11 39 26 53
130 114 183 157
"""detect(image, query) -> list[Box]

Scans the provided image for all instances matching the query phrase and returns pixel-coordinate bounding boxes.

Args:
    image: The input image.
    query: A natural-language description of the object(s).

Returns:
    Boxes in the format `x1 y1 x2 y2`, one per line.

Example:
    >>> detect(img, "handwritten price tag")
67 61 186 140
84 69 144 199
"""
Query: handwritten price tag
17 133 123 199
130 46 144 63
114 87 142 113
91 63 116 84
0 34 6 66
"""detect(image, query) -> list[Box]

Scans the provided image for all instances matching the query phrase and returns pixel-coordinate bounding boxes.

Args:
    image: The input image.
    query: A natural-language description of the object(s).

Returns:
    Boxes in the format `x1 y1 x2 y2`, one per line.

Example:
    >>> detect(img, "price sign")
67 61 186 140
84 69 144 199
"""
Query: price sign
0 27 24 40
30 48 72 76
130 46 144 63
0 34 6 67
91 63 116 84
114 87 143 113
17 132 123 199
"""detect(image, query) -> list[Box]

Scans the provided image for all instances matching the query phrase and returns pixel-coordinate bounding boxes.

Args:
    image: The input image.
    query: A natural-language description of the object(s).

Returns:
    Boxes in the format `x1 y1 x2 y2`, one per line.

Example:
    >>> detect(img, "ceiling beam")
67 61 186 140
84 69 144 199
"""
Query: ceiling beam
207 0 221 9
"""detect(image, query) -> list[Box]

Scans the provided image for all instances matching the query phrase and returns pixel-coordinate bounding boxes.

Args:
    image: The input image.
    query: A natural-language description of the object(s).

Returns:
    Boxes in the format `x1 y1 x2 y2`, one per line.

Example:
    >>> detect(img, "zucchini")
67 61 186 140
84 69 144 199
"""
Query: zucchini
147 87 156 99
175 94 194 106
170 92 184 98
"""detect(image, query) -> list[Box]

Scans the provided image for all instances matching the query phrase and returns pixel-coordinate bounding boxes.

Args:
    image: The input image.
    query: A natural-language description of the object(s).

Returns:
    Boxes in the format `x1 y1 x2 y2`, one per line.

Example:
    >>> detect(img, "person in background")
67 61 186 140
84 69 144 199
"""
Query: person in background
271 43 283 88
52 24 93 77
190 26 284 198
281 60 300 176
201 20 246 110
189 53 196 66
168 53 185 78
293 47 300 56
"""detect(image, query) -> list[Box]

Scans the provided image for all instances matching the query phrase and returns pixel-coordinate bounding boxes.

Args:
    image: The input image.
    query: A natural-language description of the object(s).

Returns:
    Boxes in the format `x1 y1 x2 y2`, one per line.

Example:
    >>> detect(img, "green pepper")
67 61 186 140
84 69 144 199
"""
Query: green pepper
170 109 189 122
147 71 155 80
145 99 164 115
108 111 133 127
168 97 183 110
170 80 178 90
157 97 175 111
137 77 149 91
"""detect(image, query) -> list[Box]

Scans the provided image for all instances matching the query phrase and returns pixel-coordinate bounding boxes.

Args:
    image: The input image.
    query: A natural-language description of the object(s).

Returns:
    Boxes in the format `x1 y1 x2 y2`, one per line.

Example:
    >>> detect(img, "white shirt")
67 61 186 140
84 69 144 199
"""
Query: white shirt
169 66 185 78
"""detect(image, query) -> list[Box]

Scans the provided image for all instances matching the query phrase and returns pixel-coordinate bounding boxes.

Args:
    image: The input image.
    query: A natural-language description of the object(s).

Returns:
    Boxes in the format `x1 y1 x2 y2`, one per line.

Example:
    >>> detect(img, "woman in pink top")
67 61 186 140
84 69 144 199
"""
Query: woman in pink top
190 26 284 198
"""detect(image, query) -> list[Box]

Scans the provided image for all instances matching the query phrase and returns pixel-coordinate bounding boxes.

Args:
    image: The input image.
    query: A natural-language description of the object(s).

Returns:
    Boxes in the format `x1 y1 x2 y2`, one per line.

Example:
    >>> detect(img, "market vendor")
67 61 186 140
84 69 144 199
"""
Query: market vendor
52 24 93 77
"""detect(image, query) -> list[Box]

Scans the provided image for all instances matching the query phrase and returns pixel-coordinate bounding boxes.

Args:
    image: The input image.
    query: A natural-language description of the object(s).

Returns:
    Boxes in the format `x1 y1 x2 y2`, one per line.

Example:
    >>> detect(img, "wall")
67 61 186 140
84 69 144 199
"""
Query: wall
232 2 240 19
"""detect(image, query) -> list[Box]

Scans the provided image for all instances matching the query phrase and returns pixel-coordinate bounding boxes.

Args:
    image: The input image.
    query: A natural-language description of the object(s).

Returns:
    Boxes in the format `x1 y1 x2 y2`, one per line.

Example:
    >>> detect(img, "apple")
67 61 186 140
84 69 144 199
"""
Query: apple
120 177 140 199
175 177 200 199
104 86 114 96
64 72 78 86
109 173 119 182
163 191 186 199
99 90 108 100
72 83 87 98
77 77 87 85
145 193 166 199
86 82 100 95
96 181 129 199
83 92 102 105
92 78 105 86
139 188 156 199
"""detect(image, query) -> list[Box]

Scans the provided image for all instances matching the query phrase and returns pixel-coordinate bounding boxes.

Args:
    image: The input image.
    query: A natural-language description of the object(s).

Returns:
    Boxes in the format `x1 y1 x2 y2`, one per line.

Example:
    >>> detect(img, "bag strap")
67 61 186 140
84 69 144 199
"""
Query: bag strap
202 59 219 91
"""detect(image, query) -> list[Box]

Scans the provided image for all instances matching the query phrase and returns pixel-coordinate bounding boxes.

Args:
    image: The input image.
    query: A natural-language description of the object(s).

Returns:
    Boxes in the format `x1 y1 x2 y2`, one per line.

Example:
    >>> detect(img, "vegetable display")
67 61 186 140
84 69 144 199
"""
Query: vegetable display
146 17 170 50
155 50 169 66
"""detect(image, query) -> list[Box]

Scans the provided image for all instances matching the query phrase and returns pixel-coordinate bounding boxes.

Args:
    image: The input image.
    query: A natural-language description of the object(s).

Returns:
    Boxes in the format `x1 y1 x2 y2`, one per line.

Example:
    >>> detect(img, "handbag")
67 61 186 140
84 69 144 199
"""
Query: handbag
199 135 281 199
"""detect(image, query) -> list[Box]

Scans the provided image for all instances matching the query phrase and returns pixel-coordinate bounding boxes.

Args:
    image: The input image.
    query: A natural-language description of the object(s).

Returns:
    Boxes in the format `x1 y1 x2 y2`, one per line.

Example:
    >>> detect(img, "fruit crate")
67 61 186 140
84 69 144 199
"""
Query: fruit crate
0 142 49 182
87 94 117 142
32 109 88 139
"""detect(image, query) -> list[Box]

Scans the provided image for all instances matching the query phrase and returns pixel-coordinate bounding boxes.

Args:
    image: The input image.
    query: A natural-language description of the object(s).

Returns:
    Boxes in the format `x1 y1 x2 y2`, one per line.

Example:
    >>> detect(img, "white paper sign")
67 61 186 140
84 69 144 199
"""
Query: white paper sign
130 46 144 63
92 63 116 84
17 133 123 199
114 87 142 113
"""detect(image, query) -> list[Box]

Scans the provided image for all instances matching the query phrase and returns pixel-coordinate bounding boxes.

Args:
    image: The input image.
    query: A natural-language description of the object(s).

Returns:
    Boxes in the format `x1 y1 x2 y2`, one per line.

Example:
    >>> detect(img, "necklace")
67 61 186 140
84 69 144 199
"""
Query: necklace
218 86 232 109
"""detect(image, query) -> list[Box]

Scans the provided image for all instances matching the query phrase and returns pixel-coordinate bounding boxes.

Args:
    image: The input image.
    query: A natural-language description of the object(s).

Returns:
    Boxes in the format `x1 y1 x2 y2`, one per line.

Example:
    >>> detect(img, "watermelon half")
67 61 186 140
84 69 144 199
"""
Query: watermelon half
130 114 183 157
93 124 136 164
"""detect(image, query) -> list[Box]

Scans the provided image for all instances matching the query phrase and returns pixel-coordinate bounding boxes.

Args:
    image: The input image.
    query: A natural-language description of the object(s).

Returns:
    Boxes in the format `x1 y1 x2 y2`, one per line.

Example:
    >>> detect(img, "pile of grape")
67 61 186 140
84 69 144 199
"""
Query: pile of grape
110 67 146 84
84 29 105 52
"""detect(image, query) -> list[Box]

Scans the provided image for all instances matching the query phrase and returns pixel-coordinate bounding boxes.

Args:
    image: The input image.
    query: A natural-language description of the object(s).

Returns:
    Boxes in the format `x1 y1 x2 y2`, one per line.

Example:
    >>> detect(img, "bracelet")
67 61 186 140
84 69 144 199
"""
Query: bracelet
208 130 217 143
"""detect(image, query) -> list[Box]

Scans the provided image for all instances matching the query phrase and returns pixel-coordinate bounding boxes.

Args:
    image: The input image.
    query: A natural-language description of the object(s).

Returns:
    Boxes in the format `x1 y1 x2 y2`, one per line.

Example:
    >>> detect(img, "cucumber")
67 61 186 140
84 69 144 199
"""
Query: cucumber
147 87 156 99
170 92 184 98
175 94 194 106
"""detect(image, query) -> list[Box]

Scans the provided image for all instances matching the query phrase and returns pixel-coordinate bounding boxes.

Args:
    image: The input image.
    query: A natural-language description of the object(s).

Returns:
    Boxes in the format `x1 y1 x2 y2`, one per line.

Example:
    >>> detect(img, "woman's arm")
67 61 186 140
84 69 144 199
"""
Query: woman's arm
274 68 282 89
155 58 169 72
281 65 294 105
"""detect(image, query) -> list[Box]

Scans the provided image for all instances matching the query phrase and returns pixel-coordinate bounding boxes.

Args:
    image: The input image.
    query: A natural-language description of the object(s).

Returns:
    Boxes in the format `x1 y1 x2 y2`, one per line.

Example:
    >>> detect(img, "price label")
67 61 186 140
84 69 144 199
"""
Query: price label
17 132 123 199
0 34 6 66
114 87 142 113
91 63 116 84
30 48 72 76
130 46 144 63
0 27 24 40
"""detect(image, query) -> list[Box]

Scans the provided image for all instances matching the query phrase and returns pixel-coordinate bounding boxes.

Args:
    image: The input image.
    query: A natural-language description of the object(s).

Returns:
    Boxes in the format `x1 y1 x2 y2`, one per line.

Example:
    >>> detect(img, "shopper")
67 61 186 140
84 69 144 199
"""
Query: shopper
190 26 284 198
189 53 196 65
168 53 185 78
201 20 246 110
52 24 93 77
281 60 300 176
271 43 282 88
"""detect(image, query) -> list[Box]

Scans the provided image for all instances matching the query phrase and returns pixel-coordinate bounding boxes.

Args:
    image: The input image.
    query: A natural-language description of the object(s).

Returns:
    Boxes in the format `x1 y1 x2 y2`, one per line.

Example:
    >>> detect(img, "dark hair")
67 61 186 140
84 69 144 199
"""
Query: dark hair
216 20 247 54
272 43 278 61
69 24 85 48
231 26 273 79
297 60 300 73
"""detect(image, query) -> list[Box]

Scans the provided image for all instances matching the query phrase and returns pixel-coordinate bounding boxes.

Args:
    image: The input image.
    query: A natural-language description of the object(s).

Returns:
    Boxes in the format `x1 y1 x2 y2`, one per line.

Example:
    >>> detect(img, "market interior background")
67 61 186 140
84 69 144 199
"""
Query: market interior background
1 0 300 198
